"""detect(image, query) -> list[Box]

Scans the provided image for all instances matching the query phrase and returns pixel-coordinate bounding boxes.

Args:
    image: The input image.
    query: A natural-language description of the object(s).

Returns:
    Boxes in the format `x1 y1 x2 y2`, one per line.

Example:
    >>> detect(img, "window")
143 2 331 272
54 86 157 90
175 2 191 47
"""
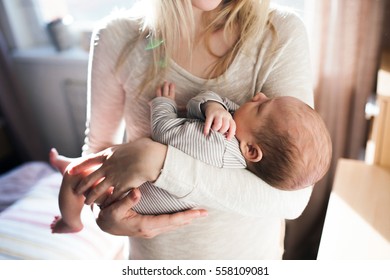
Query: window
0 0 137 50
37 0 137 23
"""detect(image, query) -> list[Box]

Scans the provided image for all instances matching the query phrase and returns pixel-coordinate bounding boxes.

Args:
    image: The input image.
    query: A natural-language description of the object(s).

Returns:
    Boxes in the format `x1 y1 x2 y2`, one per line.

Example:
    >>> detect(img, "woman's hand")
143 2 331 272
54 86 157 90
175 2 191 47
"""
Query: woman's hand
67 138 208 237
69 138 167 206
96 188 208 237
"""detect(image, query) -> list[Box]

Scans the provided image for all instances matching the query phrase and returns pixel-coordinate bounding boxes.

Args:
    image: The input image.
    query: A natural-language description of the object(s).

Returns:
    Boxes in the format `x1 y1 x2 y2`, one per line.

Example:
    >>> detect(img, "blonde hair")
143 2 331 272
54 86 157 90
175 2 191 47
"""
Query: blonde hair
117 0 271 94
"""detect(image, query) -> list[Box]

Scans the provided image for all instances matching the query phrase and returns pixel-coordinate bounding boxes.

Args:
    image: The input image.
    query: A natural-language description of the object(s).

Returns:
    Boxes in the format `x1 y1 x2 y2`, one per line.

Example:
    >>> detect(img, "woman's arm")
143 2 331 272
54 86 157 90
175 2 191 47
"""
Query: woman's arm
156 146 313 219
69 138 208 236
78 16 207 235
72 138 311 219
96 187 207 238
82 17 128 155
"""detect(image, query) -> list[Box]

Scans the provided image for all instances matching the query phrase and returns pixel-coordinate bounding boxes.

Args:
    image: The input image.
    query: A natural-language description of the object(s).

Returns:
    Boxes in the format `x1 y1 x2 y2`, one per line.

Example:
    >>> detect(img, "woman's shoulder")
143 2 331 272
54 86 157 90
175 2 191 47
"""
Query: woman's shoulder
93 9 142 40
268 6 308 37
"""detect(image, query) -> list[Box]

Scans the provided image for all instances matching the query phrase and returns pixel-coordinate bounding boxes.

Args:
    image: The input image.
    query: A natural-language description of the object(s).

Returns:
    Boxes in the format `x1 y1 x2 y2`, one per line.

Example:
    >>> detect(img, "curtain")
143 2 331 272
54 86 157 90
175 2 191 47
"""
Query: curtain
0 29 46 161
284 0 386 259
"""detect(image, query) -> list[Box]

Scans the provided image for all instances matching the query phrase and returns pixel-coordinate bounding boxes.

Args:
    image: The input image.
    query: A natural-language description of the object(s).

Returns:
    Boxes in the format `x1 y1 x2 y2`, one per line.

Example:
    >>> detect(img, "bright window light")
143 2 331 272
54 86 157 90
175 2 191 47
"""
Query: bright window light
36 0 137 23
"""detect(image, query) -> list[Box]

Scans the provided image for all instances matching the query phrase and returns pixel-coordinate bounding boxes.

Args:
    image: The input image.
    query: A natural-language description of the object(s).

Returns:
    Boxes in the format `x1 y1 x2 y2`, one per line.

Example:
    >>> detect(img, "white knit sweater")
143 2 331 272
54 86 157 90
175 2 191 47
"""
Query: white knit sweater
84 7 314 259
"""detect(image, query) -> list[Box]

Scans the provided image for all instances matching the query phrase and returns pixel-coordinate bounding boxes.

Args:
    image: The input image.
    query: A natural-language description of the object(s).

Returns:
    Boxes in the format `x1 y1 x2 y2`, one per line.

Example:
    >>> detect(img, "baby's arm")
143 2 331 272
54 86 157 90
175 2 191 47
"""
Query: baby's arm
150 82 188 142
49 149 88 233
50 149 110 205
154 84 236 139
51 170 85 233
49 148 72 174
187 90 237 140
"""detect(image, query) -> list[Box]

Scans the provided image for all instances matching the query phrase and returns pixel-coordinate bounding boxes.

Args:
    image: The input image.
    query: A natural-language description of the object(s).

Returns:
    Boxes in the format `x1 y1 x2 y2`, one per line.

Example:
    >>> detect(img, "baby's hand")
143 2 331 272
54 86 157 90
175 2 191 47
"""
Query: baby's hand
49 148 73 174
156 81 175 100
203 101 236 140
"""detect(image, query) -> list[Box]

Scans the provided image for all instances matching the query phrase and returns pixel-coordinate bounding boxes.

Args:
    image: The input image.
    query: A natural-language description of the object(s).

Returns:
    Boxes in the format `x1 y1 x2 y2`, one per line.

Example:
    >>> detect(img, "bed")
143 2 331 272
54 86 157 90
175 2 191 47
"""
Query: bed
0 162 128 259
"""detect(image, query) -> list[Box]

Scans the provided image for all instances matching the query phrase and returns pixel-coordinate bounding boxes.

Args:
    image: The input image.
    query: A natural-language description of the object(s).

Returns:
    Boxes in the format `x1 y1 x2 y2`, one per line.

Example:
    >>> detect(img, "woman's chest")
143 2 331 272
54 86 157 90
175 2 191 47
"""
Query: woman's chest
165 60 259 109
172 30 238 79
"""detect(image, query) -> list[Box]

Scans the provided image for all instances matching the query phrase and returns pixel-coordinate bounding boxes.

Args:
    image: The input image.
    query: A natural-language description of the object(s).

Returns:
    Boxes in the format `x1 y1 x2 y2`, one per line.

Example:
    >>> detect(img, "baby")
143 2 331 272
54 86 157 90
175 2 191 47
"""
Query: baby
50 82 332 233
151 82 332 190
130 82 332 215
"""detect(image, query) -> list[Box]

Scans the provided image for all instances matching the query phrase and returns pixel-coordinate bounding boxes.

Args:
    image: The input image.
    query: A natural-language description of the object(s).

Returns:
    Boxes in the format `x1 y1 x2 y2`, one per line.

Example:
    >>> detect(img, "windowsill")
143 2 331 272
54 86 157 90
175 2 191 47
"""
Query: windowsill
11 46 89 64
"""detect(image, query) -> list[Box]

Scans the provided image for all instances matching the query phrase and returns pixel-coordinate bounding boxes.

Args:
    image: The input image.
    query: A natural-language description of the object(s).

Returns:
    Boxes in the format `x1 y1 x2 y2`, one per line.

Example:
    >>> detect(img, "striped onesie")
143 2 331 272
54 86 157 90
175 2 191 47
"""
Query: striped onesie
132 91 247 215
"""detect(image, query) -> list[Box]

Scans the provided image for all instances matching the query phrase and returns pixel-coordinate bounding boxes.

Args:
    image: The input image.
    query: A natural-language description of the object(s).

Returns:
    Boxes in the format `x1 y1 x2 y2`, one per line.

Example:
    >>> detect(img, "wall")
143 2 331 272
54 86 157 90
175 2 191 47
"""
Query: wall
12 47 88 158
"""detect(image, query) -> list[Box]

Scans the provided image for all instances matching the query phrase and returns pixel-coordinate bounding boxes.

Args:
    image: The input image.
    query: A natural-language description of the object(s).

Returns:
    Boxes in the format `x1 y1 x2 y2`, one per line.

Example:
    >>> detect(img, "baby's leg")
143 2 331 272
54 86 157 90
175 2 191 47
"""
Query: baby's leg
51 173 85 233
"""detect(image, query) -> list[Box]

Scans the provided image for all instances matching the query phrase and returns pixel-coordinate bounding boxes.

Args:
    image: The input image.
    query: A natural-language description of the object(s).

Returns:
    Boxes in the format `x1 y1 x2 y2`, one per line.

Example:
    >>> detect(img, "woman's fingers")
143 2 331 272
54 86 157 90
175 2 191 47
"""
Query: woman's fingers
102 184 130 207
96 188 208 238
74 167 106 196
151 209 208 229
84 177 113 205
68 154 106 175
140 209 208 238
114 188 141 212
96 189 142 235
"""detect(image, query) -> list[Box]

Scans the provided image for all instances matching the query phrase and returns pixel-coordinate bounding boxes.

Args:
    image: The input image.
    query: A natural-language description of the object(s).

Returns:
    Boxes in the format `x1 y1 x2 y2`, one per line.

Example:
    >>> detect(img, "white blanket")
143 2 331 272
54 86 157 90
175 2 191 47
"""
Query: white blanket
0 162 128 259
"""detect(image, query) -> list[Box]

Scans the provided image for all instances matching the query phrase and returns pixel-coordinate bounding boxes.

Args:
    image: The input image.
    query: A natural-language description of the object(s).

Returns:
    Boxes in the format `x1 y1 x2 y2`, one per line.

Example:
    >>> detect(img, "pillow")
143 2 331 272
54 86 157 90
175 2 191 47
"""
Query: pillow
0 169 128 260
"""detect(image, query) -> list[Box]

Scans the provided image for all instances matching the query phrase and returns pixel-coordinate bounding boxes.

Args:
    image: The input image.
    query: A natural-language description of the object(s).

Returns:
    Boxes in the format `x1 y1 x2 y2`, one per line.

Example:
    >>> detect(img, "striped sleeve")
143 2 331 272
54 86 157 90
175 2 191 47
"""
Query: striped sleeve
186 90 228 120
150 96 226 167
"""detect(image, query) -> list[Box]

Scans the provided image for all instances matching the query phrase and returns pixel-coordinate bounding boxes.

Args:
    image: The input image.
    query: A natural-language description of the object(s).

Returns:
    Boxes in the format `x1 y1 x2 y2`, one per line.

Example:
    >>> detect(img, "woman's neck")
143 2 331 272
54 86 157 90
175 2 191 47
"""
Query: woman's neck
192 6 206 39
172 5 238 79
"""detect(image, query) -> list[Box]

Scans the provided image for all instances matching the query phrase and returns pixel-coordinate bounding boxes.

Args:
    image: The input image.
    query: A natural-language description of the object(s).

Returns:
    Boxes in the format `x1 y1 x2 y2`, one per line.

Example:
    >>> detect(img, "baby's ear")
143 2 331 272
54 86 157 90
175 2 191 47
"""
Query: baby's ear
240 142 263 162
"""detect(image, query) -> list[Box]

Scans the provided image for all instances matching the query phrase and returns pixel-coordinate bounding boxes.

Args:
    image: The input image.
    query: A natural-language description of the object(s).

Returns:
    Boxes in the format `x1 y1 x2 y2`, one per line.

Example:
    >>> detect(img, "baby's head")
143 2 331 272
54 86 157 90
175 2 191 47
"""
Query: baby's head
234 93 332 190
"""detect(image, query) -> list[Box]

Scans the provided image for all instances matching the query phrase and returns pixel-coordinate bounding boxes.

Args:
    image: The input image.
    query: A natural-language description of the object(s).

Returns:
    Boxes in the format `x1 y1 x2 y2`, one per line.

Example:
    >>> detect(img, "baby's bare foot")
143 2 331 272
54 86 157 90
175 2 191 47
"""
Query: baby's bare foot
51 215 83 234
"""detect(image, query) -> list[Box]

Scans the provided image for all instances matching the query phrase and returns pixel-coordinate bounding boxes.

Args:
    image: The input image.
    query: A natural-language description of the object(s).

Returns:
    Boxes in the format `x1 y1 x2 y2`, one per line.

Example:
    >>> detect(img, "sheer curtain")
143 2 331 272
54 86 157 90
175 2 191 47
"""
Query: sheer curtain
284 0 386 259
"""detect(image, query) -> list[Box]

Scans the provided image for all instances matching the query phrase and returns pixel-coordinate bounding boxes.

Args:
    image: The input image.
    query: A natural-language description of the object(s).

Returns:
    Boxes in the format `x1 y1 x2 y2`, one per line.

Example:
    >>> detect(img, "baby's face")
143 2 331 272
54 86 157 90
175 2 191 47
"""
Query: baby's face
234 93 309 141
234 93 276 141
234 93 274 130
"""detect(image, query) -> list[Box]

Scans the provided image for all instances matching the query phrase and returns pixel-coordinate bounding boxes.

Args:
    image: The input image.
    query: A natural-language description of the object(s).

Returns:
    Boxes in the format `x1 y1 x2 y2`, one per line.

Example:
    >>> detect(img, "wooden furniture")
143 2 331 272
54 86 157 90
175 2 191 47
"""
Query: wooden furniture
317 159 390 259
367 50 390 168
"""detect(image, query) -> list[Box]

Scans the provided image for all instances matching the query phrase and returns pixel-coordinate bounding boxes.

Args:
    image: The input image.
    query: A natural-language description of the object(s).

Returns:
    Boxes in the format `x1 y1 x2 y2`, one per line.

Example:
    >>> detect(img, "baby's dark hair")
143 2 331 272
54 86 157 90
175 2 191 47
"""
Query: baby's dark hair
246 117 297 190
246 98 332 190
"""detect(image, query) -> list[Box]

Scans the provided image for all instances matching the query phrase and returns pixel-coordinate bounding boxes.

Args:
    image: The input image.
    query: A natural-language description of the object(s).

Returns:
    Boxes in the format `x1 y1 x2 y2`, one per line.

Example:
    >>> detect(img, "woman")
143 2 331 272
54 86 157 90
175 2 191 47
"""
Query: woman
62 0 314 259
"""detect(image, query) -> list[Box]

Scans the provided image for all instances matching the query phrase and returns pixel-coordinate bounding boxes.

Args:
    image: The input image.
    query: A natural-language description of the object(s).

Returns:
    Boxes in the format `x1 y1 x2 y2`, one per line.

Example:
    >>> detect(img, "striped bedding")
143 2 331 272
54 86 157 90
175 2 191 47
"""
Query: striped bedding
0 162 128 259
